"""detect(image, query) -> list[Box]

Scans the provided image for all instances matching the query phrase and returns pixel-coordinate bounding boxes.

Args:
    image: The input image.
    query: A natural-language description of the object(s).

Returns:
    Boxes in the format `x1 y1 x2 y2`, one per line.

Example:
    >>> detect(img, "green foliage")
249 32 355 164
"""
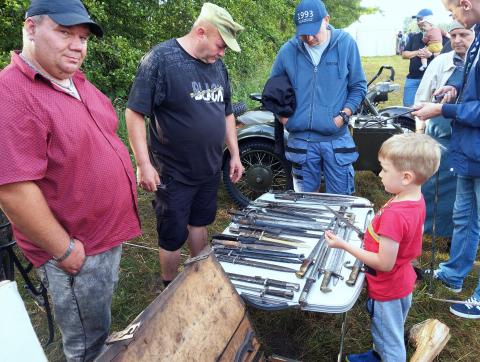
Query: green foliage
0 0 29 67
324 0 376 28
0 0 372 99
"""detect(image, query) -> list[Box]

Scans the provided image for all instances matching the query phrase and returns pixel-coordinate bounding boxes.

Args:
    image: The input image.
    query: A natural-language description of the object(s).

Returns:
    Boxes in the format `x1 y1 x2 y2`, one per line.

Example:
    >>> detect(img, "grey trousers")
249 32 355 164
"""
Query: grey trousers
36 245 122 362
367 293 412 362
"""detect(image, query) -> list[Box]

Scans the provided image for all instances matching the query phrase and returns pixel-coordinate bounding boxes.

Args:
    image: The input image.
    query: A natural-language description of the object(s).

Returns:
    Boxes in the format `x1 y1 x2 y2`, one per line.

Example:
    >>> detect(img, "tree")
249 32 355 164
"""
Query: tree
324 0 376 28
0 0 372 99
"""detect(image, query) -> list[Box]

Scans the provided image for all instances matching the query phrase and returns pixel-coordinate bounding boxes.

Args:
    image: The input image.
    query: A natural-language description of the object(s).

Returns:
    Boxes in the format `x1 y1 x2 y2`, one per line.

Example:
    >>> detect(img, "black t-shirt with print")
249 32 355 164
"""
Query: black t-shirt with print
127 39 233 185
404 32 433 79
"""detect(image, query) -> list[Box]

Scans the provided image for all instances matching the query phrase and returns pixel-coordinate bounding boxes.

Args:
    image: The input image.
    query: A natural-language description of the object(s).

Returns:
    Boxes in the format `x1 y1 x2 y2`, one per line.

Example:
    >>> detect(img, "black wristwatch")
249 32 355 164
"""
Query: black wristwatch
338 111 350 125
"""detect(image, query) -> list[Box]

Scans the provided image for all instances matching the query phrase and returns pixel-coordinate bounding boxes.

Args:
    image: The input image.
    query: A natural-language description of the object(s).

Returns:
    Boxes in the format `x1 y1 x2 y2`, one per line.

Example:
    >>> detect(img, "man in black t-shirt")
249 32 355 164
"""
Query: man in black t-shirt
402 8 435 106
126 3 244 287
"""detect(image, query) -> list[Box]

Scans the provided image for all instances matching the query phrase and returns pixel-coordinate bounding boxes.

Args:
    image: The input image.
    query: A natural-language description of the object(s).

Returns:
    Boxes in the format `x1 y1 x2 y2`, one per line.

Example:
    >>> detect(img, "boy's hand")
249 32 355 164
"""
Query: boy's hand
325 230 345 249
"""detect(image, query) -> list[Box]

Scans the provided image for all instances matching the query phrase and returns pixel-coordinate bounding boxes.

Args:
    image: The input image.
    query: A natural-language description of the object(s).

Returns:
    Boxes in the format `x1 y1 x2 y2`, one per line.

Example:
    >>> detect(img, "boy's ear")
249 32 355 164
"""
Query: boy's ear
401 171 415 185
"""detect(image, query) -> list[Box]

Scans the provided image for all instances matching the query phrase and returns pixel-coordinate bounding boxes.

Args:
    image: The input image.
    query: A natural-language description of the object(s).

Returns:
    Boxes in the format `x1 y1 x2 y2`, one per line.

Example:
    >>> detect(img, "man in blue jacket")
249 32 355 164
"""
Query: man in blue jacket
413 0 480 319
270 0 366 195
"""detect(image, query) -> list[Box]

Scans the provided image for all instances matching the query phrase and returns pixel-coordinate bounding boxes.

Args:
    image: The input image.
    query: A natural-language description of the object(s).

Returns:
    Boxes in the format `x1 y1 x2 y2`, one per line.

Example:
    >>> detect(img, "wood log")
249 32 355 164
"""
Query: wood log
409 319 450 362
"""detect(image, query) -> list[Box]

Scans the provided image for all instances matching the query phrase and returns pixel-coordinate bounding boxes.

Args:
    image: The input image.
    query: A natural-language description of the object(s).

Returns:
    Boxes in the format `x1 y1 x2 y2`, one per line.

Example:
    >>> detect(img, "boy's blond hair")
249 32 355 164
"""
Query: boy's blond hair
378 133 441 184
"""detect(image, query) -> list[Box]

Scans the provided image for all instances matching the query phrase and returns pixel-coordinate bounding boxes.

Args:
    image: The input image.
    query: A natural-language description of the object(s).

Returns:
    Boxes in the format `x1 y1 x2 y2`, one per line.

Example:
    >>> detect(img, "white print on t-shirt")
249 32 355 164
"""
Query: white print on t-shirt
190 82 224 103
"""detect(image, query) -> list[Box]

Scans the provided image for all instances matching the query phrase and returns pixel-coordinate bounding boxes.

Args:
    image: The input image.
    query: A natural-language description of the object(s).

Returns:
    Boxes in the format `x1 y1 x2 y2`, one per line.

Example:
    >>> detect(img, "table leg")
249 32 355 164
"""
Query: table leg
337 312 348 362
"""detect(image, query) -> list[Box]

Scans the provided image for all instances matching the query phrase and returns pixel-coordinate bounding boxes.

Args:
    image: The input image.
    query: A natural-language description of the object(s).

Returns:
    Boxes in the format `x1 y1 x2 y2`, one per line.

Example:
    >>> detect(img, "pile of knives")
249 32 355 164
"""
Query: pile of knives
213 192 373 304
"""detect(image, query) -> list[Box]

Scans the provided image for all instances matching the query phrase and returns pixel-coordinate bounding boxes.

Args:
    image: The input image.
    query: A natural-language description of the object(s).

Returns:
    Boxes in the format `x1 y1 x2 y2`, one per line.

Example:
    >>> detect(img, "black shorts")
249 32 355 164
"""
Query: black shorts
154 174 220 251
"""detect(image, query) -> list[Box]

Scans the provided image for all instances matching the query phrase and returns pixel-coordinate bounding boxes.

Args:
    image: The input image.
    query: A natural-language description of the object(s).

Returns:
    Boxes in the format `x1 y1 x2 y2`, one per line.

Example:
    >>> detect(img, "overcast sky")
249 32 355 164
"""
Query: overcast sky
358 0 452 30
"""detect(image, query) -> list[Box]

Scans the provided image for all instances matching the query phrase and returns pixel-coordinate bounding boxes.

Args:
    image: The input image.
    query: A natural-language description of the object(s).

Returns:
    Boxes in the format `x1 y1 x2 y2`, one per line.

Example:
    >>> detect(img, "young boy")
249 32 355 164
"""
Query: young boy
325 133 441 362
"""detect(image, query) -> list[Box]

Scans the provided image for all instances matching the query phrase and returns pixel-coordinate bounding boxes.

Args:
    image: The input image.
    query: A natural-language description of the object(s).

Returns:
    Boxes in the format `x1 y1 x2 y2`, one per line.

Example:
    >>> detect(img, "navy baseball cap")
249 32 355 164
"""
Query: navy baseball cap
295 0 328 36
26 0 103 37
412 8 433 19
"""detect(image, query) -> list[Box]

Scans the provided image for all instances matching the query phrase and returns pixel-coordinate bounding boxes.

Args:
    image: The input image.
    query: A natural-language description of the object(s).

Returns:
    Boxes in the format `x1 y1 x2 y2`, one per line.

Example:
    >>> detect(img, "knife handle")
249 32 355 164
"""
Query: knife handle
295 258 312 278
265 287 294 300
267 279 300 292
346 260 363 287
320 271 333 293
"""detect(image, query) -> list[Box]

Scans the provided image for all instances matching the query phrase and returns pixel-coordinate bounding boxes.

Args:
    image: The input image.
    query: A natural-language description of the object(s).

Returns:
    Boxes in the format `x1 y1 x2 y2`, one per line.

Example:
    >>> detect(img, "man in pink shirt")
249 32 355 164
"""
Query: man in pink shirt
0 0 141 360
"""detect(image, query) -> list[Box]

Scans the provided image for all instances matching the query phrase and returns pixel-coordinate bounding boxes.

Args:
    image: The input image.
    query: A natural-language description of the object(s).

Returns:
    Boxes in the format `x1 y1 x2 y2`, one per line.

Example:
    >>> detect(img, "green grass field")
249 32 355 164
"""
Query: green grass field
17 55 480 361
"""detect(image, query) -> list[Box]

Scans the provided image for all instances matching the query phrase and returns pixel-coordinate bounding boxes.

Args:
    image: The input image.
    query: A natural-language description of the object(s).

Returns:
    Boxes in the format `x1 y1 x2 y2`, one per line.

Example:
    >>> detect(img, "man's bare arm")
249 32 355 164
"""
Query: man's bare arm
225 113 244 183
0 181 85 274
402 50 419 59
125 108 160 192
402 48 432 60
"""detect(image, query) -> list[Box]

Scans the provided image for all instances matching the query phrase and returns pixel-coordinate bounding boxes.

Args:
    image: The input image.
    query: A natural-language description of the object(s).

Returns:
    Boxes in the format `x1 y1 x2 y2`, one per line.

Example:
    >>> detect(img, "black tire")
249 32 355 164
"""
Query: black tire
232 102 248 117
223 141 292 207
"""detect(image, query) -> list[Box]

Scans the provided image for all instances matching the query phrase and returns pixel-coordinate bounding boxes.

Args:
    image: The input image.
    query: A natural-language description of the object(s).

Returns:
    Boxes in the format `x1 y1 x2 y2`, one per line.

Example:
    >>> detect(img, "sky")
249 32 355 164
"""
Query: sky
357 0 453 31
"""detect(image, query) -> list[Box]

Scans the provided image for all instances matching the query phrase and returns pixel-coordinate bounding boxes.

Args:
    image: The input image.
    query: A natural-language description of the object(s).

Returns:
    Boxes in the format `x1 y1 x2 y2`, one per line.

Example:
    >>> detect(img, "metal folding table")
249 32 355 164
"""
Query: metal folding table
217 192 374 361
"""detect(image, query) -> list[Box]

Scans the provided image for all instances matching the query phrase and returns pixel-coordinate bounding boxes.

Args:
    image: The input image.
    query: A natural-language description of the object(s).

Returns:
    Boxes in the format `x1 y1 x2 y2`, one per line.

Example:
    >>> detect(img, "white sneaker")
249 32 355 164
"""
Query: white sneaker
425 269 462 293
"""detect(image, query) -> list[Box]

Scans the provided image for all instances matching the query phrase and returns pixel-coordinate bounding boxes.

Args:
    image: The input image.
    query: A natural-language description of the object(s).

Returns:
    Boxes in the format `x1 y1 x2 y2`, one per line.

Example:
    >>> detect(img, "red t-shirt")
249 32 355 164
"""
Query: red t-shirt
0 53 141 267
364 197 425 301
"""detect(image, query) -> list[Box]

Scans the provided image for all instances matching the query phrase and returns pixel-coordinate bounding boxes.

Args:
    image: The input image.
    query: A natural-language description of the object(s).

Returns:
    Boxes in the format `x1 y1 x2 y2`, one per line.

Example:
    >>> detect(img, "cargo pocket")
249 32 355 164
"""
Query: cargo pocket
331 134 359 166
284 138 308 181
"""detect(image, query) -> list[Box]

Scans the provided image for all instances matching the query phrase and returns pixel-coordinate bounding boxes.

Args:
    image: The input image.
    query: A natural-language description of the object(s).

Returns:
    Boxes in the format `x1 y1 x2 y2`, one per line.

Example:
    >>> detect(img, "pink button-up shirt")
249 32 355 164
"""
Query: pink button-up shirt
0 53 141 267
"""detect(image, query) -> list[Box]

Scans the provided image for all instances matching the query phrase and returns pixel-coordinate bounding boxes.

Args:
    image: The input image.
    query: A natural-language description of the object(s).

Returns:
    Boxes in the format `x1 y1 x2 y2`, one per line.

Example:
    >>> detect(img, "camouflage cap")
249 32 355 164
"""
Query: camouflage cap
198 2 244 52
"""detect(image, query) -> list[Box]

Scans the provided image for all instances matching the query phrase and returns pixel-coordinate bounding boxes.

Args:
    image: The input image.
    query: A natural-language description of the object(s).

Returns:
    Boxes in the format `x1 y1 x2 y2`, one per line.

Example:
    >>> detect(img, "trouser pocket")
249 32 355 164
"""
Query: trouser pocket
331 133 358 166
285 138 308 181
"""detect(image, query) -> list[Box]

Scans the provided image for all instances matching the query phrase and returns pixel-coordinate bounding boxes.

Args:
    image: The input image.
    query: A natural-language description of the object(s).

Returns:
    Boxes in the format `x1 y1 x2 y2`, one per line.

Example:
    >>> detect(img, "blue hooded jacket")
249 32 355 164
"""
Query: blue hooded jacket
270 25 366 142
442 28 480 176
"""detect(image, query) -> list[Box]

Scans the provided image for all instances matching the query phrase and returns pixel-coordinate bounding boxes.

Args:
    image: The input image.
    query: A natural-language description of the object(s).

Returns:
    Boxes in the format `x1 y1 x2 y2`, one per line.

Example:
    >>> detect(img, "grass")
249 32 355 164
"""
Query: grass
13 55 480 361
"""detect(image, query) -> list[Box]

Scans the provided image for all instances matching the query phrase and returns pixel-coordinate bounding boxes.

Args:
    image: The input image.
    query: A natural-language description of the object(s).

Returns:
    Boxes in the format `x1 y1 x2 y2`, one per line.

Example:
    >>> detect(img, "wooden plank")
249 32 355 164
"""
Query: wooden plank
99 249 251 361
218 315 263 362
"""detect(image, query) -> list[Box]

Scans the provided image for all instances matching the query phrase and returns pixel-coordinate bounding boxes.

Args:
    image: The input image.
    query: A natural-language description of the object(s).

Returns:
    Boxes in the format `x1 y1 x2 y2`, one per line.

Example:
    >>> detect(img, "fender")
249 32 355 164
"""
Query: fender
222 123 289 167
378 106 415 122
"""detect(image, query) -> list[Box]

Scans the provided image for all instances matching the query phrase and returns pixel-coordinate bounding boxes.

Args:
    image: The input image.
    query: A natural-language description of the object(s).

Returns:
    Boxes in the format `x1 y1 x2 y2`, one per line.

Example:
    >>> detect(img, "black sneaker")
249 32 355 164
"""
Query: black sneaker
346 349 381 362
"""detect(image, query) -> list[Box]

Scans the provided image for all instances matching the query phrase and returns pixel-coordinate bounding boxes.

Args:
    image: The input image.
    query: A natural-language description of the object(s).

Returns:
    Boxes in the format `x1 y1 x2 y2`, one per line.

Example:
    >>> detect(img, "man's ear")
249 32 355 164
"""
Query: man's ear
24 18 36 41
460 0 473 11
324 15 330 25
401 171 415 186
195 25 207 40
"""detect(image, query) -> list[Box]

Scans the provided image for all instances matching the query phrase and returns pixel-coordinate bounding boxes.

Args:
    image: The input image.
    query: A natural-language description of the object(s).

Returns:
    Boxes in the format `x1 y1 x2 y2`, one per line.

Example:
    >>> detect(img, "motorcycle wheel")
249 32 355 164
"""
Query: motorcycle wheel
223 141 292 207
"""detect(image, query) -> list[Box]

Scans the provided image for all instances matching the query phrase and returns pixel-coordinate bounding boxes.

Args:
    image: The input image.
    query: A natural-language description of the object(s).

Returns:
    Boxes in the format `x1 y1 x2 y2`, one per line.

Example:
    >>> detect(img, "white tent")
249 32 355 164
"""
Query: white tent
343 13 398 57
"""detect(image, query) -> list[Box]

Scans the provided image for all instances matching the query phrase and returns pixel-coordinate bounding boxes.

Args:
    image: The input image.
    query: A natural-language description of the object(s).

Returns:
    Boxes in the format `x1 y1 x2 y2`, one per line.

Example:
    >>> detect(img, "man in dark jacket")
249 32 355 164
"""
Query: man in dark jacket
413 0 480 319
402 8 435 106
